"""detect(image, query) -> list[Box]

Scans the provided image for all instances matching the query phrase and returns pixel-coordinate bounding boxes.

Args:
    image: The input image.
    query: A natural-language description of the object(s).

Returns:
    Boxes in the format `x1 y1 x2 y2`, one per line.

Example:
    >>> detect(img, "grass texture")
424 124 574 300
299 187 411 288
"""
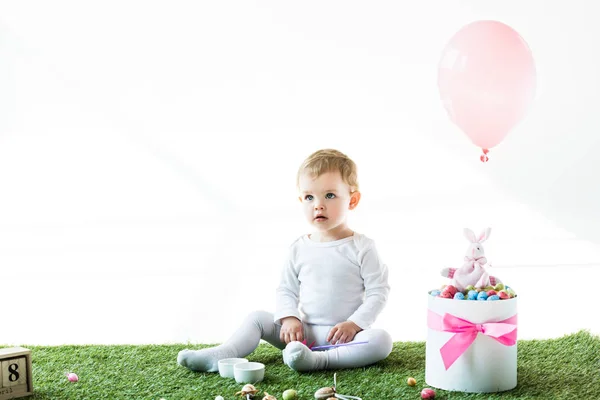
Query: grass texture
3 330 599 399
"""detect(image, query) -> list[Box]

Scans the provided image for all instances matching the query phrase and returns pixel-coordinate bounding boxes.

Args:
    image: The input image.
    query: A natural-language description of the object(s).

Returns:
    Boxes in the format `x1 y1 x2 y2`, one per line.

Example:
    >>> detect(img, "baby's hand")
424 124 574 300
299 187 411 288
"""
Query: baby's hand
280 317 304 344
327 321 362 345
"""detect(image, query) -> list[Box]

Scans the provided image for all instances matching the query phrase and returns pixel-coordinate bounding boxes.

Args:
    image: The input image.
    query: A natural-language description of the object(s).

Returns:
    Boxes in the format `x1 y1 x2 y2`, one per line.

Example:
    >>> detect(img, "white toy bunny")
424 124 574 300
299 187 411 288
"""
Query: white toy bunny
440 227 502 291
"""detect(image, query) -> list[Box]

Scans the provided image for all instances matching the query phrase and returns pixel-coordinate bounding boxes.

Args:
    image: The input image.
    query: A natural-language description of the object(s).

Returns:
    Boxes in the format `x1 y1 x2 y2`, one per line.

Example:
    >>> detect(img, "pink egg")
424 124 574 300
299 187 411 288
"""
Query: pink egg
421 388 436 399
486 290 497 296
67 373 79 382
444 285 458 295
498 291 510 300
440 291 453 299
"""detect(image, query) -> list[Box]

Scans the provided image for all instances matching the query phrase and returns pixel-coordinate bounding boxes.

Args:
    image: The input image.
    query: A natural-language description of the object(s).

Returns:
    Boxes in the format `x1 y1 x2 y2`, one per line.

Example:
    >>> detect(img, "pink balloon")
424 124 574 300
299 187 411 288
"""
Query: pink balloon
438 20 536 153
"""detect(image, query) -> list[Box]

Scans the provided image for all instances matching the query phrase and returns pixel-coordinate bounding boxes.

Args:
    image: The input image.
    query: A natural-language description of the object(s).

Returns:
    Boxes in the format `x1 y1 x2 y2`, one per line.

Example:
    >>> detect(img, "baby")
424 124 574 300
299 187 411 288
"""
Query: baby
177 149 392 372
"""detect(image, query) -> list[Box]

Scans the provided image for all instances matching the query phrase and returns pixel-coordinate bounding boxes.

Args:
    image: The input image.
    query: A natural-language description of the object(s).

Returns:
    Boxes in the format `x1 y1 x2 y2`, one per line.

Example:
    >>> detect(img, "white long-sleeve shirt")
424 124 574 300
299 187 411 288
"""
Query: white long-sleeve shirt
274 232 390 329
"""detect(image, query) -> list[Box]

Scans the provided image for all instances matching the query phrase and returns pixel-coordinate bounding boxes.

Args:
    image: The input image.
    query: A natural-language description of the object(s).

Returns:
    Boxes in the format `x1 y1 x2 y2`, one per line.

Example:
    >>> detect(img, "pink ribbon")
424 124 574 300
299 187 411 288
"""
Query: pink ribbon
463 255 487 269
428 310 517 370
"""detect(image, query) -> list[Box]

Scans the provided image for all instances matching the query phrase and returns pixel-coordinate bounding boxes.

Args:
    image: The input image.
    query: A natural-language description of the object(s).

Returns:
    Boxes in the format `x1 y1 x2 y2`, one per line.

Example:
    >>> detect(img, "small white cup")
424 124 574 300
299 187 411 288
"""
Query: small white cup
233 362 265 384
217 358 248 379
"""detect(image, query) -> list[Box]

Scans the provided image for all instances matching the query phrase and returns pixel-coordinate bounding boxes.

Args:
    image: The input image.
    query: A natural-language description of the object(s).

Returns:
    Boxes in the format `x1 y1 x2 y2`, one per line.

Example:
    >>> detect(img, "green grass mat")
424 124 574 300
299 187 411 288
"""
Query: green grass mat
2 330 598 399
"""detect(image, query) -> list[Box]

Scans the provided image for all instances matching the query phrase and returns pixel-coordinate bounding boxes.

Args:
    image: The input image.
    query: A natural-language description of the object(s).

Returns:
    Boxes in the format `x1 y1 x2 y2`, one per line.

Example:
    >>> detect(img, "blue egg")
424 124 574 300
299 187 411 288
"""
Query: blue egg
454 292 465 300
477 291 488 301
430 289 441 296
467 290 478 300
487 295 500 301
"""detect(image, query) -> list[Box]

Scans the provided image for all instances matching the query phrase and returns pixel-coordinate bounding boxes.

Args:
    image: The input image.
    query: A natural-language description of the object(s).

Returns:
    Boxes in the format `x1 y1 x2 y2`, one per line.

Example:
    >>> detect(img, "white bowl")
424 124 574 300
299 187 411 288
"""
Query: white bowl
217 358 248 378
233 361 265 384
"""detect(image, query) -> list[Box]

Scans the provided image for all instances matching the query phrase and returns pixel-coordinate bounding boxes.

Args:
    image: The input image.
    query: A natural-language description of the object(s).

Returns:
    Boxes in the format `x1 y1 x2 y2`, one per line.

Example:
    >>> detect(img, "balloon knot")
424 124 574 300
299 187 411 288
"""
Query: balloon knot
480 148 489 162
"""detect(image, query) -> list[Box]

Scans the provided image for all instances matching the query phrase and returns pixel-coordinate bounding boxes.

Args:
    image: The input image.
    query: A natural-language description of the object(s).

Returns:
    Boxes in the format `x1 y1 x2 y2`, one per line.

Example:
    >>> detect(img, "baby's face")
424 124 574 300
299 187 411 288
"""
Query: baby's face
298 170 357 235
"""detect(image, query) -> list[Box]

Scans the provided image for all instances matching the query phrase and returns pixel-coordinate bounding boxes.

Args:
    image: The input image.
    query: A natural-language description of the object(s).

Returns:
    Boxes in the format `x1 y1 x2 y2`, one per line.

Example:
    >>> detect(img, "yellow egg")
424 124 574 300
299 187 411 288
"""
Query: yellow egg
407 377 417 386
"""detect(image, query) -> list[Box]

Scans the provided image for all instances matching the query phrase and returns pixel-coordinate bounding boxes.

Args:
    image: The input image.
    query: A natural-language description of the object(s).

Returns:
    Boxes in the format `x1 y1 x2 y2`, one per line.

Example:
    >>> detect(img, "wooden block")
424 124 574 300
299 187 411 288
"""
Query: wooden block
0 347 33 400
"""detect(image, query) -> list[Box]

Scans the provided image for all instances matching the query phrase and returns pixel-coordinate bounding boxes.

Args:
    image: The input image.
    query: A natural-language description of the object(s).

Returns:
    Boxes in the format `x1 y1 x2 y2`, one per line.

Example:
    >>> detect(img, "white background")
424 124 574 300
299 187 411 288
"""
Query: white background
1 0 599 345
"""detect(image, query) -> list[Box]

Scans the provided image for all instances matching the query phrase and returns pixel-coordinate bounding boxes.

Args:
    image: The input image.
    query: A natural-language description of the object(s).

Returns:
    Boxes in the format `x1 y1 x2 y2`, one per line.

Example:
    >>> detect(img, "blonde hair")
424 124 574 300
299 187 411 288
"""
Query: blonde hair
297 149 359 192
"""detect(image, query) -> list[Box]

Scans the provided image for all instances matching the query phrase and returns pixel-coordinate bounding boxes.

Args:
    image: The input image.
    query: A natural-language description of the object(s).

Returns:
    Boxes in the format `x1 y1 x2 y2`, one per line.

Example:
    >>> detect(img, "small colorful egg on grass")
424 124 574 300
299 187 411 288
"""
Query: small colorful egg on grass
487 294 500 301
407 377 417 386
477 291 488 301
421 387 436 399
453 292 465 300
66 373 78 382
282 389 298 400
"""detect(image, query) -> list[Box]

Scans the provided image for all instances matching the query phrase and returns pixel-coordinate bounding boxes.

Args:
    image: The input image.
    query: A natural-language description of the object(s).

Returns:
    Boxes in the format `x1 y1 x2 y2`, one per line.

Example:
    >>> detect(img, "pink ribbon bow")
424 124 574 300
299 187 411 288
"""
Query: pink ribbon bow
427 310 517 370
463 255 487 269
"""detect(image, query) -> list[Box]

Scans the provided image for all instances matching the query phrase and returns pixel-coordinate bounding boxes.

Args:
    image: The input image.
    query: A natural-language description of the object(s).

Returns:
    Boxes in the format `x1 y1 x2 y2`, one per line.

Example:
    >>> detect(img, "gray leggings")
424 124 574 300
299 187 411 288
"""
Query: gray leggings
226 310 393 369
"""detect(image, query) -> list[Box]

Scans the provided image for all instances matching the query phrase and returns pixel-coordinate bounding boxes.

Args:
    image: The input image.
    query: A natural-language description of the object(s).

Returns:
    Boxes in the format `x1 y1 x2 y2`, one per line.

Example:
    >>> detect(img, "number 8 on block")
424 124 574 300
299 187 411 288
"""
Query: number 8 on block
0 347 33 400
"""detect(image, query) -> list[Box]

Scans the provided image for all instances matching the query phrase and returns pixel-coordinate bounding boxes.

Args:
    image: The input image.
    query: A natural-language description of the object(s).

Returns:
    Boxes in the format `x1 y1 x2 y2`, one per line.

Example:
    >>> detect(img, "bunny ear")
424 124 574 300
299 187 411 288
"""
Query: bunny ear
478 227 492 243
464 228 477 243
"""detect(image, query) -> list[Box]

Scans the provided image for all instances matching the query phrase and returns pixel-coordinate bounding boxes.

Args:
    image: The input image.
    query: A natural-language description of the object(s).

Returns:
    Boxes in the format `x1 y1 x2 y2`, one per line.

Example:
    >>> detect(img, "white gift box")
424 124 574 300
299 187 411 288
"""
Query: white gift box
425 295 518 393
